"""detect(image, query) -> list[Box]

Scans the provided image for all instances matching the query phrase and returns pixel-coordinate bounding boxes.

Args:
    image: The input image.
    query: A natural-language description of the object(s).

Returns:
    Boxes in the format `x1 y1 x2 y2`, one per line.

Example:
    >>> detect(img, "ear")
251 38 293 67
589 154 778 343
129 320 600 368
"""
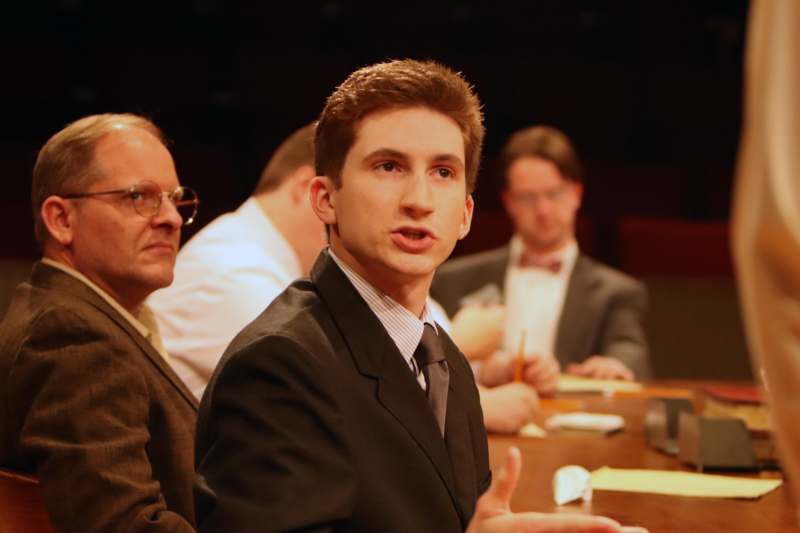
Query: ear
309 175 337 226
571 182 584 210
290 165 317 204
458 194 474 240
41 196 75 246
500 188 514 216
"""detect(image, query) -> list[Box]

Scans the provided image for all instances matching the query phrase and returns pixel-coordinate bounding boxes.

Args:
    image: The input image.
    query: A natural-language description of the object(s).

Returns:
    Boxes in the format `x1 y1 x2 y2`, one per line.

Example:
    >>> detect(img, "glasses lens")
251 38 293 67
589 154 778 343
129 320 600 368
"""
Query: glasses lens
172 187 199 226
131 181 163 217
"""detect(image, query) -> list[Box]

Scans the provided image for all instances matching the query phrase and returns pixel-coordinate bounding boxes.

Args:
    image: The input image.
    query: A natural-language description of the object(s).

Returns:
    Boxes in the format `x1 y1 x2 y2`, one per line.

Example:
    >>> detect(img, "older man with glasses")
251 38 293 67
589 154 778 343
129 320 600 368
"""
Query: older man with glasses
0 113 199 533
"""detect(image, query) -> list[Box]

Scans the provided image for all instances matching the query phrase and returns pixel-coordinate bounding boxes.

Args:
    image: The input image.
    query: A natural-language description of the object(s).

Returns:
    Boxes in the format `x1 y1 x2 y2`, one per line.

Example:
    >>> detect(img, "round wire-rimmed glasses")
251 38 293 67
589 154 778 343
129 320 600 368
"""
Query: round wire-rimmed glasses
62 180 200 226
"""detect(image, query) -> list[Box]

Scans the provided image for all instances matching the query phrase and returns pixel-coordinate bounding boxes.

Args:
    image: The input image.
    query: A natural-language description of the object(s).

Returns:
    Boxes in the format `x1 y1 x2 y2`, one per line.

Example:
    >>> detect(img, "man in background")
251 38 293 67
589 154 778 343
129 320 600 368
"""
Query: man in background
433 125 650 388
0 113 199 532
149 123 326 398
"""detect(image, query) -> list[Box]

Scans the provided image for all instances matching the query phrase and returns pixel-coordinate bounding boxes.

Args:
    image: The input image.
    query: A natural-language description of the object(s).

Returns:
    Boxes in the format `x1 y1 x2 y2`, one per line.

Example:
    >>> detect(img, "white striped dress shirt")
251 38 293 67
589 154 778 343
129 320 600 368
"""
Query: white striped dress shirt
329 249 438 389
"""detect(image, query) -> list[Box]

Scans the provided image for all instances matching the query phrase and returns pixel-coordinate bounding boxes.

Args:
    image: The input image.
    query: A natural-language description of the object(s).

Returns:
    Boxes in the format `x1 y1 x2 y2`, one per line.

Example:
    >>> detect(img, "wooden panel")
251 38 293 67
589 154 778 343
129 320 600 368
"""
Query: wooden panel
618 217 733 278
0 469 54 533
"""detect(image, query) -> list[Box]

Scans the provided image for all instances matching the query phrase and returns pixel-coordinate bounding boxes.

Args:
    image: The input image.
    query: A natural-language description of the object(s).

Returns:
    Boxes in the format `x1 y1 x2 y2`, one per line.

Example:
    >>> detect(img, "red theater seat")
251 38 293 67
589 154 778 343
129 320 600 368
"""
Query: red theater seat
617 217 733 278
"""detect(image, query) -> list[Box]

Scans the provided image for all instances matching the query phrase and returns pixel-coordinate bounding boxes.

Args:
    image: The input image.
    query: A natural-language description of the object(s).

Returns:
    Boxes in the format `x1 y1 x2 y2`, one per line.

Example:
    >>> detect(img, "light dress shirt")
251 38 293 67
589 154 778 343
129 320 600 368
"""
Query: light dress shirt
41 258 168 361
503 236 579 356
148 197 302 399
329 250 438 390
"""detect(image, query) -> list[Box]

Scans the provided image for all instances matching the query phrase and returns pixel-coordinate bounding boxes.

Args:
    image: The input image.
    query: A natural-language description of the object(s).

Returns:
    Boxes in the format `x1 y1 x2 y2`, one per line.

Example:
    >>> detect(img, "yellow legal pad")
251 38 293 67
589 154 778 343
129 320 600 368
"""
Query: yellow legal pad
557 375 644 394
591 467 782 499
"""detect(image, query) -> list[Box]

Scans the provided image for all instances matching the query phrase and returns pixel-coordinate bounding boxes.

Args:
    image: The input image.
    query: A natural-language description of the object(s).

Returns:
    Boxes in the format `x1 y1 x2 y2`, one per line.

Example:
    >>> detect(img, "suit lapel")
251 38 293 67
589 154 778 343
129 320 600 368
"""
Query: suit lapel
311 252 461 512
485 247 511 299
457 247 511 306
33 263 199 410
493 247 512 295
439 332 476 528
555 254 598 364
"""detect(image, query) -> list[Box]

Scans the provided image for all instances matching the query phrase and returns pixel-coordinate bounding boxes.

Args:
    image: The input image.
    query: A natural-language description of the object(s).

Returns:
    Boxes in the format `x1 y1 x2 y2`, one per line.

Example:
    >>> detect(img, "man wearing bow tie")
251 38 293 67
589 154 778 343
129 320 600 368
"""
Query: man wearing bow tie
432 126 650 384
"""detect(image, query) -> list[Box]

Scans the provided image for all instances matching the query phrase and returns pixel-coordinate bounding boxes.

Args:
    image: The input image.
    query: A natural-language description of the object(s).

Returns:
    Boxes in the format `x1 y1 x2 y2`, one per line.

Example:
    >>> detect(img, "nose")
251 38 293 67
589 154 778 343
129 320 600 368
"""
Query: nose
531 194 556 217
152 193 183 231
400 171 434 218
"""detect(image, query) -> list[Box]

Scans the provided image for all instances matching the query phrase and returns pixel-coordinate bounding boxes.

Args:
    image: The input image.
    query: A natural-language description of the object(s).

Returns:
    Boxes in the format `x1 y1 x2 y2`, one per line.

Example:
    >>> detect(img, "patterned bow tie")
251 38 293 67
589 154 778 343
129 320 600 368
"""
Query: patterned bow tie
517 252 562 273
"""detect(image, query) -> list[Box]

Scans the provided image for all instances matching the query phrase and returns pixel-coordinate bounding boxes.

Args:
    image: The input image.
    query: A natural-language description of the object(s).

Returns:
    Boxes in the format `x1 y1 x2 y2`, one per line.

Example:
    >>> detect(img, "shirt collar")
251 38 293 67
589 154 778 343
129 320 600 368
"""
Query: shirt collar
509 235 579 276
327 249 437 368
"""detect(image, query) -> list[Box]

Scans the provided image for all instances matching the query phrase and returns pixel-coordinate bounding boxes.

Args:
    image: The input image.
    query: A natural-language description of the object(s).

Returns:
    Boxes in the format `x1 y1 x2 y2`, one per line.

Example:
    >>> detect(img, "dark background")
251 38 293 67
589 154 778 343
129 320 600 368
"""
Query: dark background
0 1 753 378
2 0 747 258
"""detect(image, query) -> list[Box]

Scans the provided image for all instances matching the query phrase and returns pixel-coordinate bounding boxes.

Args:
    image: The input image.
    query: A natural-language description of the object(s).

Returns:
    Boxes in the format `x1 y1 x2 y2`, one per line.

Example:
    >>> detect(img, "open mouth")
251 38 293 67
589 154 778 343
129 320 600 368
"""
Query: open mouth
391 227 436 253
401 229 428 240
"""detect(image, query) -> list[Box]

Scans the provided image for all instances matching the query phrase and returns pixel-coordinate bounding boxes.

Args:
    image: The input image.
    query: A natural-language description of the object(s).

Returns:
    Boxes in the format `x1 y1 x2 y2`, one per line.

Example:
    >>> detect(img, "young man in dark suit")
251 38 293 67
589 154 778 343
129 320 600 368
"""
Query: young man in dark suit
0 114 200 531
433 126 651 385
195 60 645 533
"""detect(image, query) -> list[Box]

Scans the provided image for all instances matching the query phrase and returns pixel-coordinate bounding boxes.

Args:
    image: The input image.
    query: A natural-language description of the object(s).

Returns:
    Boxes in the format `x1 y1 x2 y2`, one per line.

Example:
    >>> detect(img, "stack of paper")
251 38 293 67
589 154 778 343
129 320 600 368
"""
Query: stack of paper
591 467 782 499
546 412 625 434
557 375 644 394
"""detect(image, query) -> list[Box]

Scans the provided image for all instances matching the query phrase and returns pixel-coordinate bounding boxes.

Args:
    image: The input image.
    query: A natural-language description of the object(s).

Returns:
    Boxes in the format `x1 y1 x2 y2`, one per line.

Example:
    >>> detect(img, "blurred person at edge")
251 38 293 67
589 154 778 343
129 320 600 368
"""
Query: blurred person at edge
733 0 800 515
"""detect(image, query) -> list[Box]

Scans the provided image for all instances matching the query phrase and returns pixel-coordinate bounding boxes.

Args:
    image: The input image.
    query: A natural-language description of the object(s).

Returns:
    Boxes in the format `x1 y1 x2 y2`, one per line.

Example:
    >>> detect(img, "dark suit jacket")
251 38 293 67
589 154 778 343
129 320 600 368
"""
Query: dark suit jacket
431 246 651 378
0 262 198 533
195 251 491 533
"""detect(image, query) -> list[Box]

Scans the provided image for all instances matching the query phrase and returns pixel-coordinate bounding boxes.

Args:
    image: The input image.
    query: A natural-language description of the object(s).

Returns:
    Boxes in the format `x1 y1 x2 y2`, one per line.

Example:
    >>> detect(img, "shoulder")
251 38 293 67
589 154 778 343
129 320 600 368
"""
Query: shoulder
154 219 292 312
5 296 150 415
12 287 118 344
436 246 509 278
216 278 335 372
18 297 143 372
576 255 645 297
174 219 272 277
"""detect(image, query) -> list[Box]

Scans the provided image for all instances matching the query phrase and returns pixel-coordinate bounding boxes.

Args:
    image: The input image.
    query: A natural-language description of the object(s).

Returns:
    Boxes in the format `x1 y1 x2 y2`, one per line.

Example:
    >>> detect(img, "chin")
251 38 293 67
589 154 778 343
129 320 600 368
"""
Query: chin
140 267 175 291
389 254 440 278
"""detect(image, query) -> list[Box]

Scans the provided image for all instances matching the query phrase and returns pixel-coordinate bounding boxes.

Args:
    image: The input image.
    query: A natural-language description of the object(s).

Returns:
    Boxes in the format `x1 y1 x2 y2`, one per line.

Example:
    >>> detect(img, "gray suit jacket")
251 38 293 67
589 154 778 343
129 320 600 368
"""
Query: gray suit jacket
0 262 198 533
431 246 651 378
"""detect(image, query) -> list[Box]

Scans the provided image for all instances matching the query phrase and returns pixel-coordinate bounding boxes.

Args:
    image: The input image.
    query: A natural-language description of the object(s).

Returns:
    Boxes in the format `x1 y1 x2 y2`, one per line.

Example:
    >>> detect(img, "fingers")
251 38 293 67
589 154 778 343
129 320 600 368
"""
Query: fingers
492 446 522 507
479 384 538 433
468 446 523 533
482 512 623 533
523 357 560 395
567 357 633 381
567 362 590 376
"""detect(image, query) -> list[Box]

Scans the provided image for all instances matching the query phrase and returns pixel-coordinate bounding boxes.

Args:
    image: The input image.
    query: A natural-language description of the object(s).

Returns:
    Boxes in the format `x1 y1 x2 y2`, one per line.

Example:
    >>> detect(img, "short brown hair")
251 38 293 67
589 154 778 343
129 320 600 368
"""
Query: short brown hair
315 59 484 193
499 125 583 186
31 113 166 245
252 122 316 195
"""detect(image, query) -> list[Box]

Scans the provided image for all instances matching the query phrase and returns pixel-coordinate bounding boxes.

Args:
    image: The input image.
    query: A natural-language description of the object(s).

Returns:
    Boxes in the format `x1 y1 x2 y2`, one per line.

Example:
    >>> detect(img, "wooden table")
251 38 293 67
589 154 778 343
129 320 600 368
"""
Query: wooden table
487 382 798 532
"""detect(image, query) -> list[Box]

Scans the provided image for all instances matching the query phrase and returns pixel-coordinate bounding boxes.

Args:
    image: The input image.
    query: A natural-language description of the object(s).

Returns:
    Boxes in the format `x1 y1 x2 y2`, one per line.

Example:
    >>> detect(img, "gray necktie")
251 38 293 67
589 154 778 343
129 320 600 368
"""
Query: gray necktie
413 324 449 436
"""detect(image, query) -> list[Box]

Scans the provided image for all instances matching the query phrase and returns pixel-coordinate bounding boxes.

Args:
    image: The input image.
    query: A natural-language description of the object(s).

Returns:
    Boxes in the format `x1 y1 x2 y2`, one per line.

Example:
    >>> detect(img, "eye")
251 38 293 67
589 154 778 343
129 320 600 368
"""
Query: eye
434 167 454 179
375 161 400 173
128 191 144 201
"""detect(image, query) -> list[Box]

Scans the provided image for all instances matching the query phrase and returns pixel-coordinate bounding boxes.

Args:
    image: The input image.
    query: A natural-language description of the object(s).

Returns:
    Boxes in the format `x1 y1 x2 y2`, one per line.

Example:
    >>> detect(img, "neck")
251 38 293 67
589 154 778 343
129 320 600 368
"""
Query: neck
329 242 431 318
43 250 144 315
254 193 305 267
521 236 573 256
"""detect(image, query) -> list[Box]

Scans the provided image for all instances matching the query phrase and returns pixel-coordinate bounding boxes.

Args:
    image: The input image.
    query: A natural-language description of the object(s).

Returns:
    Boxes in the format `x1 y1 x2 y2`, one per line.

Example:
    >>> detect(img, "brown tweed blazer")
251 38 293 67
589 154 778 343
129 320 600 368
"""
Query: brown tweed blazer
0 262 198 533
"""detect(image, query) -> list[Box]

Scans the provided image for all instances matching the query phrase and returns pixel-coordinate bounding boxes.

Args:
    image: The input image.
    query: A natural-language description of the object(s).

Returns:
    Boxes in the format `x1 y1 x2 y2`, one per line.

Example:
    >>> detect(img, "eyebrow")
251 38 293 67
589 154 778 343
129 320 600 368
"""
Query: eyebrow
363 148 465 169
